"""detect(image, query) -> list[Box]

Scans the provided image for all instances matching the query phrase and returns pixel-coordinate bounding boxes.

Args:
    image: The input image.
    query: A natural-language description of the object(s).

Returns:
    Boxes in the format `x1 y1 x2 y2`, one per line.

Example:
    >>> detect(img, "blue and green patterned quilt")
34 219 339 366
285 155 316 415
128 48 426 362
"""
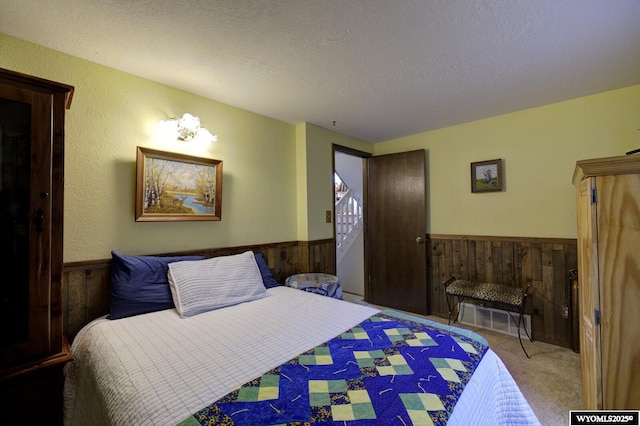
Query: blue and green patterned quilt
179 310 488 425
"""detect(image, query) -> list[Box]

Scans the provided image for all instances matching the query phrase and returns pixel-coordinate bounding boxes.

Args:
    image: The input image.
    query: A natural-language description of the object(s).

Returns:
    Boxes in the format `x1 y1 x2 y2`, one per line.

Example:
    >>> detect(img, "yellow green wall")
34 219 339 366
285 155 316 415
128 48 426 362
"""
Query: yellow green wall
2 33 301 262
1 33 370 263
295 124 310 240
373 85 640 238
2 32 639 262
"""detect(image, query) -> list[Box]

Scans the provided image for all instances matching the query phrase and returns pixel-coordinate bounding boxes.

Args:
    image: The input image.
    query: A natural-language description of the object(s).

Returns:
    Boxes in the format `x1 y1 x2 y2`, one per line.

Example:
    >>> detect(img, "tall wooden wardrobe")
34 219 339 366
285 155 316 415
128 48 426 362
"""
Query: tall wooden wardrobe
573 154 640 410
0 68 74 424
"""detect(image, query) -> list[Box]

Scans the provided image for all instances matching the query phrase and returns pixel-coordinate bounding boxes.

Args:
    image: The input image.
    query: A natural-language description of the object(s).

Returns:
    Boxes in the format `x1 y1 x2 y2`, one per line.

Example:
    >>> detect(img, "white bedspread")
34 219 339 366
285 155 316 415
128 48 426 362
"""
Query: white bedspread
64 286 539 425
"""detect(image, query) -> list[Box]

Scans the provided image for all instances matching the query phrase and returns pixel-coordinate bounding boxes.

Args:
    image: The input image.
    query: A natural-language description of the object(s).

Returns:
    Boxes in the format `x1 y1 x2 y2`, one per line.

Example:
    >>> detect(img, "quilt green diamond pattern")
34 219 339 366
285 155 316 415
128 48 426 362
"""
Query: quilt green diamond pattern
179 310 488 425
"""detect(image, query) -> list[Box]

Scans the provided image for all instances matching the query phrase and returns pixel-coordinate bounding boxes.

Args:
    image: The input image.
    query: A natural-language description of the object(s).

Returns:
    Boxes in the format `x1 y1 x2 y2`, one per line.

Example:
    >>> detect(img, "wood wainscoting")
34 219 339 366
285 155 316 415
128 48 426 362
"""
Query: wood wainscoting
62 239 335 341
427 234 578 350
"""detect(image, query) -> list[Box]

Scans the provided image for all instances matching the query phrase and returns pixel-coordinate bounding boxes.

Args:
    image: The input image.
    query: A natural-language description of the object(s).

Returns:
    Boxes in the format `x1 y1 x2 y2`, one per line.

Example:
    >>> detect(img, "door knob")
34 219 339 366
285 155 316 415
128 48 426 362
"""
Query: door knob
416 236 424 244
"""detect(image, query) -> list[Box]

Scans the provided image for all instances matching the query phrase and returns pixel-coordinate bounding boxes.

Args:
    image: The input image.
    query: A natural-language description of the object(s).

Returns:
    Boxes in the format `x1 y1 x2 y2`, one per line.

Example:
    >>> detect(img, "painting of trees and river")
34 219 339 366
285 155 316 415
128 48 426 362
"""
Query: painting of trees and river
135 147 222 221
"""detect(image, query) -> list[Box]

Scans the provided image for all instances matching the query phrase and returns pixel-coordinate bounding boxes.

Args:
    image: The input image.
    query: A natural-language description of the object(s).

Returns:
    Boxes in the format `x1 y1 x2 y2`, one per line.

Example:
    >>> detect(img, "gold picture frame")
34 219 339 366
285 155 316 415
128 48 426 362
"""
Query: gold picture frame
135 146 222 221
471 159 503 193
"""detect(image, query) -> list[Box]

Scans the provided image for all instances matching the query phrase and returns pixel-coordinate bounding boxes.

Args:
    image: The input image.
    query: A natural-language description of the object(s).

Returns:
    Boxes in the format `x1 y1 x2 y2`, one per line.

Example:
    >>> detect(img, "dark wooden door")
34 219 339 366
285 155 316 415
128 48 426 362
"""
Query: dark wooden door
366 150 427 315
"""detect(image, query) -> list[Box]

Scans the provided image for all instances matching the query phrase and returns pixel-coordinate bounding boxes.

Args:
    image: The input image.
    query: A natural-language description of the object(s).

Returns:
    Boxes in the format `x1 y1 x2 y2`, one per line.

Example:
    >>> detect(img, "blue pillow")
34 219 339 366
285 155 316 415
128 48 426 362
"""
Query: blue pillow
254 252 281 288
110 251 204 319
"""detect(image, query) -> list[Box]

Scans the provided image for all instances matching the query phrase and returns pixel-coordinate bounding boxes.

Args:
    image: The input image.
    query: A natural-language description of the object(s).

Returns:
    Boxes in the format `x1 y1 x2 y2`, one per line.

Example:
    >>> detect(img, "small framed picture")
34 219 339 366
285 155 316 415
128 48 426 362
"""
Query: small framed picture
471 159 503 193
135 147 223 221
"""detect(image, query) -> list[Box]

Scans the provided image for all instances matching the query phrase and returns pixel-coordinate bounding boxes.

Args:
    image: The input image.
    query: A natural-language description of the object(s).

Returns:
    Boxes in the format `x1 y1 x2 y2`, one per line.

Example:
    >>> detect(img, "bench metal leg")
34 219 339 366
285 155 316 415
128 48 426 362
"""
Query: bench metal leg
506 295 532 358
447 297 464 325
443 276 458 325
505 312 530 358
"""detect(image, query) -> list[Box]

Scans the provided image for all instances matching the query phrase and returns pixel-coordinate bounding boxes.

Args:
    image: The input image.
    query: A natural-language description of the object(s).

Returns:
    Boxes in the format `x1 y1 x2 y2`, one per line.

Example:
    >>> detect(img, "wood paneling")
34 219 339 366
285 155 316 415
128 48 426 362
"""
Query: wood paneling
63 234 578 350
62 239 335 341
427 234 578 349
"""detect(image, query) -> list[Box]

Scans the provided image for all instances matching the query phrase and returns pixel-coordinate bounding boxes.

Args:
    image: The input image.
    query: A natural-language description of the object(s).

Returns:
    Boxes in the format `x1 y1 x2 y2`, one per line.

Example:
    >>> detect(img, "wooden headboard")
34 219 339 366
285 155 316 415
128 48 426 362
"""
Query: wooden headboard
62 239 335 341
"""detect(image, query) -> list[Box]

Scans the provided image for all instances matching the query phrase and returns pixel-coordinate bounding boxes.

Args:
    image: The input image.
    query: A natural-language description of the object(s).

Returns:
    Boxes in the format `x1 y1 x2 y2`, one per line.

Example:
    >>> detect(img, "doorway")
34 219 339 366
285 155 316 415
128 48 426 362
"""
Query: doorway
332 147 427 315
333 145 369 297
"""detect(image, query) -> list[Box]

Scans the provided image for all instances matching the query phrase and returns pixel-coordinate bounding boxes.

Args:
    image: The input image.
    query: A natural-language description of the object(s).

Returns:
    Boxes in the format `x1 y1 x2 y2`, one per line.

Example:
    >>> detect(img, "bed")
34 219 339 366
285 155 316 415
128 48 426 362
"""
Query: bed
63 251 540 425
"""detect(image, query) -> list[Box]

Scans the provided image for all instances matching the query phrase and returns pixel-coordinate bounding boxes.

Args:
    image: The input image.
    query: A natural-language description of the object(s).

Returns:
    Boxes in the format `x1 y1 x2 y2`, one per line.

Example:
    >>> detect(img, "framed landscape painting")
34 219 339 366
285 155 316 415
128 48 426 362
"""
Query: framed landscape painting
135 147 223 221
471 159 503 193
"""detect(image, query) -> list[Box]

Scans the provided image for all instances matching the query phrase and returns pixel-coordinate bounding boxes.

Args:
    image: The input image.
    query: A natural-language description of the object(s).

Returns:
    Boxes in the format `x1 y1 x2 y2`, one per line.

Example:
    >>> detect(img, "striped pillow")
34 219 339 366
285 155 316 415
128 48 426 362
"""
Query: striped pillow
168 251 268 318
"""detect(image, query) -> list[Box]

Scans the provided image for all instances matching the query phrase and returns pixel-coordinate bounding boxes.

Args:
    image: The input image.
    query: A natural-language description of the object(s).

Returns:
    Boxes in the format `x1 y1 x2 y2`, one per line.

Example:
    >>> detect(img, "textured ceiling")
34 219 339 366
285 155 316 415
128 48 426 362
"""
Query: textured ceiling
2 0 640 142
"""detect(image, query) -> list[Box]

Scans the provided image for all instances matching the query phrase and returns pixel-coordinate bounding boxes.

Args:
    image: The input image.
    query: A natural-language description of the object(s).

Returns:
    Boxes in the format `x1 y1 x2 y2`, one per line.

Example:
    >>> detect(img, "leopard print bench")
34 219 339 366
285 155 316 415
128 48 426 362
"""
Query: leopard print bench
443 275 532 357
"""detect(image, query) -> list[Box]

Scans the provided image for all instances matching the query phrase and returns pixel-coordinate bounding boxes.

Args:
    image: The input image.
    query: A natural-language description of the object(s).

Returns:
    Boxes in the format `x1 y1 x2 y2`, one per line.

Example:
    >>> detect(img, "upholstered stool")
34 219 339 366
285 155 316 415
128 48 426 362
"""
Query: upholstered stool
285 273 343 299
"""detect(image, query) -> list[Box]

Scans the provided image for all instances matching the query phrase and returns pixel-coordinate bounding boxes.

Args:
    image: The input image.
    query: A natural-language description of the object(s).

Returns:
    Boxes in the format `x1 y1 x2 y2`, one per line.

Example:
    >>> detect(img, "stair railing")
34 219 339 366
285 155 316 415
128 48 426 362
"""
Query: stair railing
335 188 362 248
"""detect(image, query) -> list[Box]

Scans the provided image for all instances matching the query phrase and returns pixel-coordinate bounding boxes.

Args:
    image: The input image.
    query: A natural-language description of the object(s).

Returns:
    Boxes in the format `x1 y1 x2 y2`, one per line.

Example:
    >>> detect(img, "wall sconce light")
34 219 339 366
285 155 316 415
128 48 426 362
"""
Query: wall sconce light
159 112 218 143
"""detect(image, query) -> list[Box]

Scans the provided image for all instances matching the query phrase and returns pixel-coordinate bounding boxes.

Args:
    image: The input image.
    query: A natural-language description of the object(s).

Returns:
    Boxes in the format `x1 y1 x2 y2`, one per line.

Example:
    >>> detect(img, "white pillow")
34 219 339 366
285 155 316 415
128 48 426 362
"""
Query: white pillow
168 250 268 318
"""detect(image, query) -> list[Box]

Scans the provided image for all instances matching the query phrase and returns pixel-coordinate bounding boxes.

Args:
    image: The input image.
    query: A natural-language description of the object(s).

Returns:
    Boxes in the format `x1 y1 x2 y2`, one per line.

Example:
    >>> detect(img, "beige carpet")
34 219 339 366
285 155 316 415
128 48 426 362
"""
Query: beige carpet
341 293 583 426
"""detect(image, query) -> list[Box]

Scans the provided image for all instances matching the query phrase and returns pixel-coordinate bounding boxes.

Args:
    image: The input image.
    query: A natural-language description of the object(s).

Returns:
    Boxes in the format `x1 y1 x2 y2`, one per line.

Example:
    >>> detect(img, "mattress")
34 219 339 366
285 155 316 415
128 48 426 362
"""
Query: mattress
64 286 539 425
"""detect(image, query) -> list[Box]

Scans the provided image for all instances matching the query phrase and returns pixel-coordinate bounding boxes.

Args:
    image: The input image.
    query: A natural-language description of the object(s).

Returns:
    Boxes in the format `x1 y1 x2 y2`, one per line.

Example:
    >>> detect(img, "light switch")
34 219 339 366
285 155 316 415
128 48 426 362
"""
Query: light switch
326 210 332 223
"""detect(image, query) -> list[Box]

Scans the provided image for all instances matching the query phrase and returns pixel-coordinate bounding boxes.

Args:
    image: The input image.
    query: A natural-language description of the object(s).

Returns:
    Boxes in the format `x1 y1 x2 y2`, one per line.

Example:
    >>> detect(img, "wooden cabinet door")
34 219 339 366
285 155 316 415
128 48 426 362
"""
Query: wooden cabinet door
596 174 640 409
0 84 55 365
576 177 601 409
574 154 640 411
0 69 71 368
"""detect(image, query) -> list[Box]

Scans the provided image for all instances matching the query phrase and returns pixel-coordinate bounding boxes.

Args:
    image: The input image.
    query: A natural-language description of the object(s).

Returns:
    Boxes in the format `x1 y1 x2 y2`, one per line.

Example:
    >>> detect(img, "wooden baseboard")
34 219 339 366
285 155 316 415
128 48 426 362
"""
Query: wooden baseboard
427 233 578 349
